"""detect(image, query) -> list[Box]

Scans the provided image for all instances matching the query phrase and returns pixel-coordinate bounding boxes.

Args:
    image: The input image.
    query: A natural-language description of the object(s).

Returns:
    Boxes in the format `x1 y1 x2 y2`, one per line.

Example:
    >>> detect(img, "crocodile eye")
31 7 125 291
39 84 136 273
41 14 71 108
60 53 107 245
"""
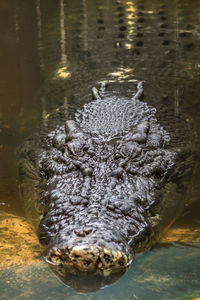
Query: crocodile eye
67 139 87 156
53 133 66 150
120 142 142 158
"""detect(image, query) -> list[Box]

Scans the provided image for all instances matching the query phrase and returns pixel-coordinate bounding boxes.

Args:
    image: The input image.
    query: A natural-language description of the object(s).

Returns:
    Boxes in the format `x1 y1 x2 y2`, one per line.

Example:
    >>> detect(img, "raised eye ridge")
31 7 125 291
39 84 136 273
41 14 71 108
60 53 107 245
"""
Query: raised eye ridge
119 141 142 159
67 138 86 156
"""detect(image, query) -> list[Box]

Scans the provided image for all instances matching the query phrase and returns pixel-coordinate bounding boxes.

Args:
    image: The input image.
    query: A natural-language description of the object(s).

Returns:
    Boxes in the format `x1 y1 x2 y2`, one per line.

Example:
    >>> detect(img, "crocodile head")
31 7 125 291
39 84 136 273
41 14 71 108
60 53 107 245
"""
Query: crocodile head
37 83 174 273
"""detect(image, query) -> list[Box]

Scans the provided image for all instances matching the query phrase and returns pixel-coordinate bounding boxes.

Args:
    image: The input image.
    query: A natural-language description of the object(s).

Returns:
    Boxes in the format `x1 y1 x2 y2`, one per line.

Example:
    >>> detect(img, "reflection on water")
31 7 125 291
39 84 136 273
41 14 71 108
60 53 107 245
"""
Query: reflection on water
0 0 200 298
49 264 127 293
36 0 45 71
0 241 200 299
57 0 71 80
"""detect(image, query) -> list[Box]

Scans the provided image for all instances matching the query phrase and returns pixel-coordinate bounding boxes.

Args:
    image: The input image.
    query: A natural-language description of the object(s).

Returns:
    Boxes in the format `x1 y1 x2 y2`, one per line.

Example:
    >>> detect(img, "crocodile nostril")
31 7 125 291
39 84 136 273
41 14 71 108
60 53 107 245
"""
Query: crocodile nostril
74 229 93 237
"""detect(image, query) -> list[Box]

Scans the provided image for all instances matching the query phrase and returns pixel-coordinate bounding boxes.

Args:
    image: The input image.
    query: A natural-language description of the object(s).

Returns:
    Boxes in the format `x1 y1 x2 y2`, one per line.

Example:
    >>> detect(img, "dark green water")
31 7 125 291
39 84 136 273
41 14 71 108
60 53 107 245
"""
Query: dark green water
0 0 200 299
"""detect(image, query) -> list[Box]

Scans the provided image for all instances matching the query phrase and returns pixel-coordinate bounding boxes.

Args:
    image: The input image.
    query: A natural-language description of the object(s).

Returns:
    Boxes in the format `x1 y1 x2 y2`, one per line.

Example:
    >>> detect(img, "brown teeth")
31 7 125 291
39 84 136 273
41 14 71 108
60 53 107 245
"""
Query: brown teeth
46 245 133 272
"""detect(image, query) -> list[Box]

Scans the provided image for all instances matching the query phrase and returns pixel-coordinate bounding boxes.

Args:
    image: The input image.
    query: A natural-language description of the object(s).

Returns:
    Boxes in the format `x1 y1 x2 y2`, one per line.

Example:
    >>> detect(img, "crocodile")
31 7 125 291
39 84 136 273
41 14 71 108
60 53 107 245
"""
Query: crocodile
18 81 194 278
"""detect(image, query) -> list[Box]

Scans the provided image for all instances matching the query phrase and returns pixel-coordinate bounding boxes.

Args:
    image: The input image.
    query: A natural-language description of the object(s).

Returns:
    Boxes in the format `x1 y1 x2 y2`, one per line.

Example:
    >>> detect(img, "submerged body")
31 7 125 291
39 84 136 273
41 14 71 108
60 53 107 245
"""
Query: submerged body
19 82 194 275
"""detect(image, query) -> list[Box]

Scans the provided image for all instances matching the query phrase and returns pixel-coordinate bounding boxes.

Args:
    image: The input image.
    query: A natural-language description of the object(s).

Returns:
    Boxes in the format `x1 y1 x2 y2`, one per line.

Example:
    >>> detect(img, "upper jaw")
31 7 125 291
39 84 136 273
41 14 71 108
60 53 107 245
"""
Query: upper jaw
44 224 133 271
45 244 133 271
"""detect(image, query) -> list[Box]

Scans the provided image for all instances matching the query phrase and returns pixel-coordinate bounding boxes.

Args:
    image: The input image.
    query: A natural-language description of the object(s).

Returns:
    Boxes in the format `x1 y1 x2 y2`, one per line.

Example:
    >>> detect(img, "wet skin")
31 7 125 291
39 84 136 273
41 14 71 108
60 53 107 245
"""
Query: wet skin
19 82 194 278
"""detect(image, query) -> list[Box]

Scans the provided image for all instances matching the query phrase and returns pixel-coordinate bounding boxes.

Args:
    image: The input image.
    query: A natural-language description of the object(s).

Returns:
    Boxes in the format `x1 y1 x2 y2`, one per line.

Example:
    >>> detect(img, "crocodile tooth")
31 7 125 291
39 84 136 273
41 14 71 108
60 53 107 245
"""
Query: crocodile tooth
103 269 112 277
51 256 61 265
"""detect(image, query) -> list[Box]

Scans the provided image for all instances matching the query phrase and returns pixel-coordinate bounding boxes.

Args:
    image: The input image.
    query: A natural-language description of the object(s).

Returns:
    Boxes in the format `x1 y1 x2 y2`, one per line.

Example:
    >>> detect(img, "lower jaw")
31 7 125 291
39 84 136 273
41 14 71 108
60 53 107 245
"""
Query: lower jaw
45 244 133 272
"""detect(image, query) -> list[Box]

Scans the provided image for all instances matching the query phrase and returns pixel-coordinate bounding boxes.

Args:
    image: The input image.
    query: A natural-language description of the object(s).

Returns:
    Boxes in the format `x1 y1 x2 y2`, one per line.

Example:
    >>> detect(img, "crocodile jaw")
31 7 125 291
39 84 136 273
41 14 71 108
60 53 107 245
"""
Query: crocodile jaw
45 244 133 271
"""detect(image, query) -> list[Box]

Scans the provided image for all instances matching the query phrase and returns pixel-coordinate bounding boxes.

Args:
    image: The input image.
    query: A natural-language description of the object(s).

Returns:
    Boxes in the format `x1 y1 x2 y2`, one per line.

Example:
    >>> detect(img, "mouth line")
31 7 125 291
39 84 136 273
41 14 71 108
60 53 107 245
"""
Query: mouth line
45 244 133 271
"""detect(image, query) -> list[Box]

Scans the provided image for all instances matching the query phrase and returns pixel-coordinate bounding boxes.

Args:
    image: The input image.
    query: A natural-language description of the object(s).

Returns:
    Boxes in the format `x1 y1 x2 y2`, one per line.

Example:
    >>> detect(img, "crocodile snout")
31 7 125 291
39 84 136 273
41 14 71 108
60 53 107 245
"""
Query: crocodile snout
45 244 132 272
44 225 133 271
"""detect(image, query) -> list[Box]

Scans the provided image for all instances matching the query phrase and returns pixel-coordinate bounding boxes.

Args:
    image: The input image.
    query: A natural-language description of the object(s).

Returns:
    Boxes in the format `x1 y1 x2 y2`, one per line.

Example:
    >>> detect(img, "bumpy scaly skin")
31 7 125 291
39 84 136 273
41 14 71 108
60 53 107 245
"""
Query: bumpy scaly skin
36 82 175 271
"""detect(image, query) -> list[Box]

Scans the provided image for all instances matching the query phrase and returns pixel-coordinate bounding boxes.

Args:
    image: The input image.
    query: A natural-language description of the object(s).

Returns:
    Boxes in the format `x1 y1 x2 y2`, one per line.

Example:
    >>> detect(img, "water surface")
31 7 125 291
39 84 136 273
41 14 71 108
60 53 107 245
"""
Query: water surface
0 0 200 299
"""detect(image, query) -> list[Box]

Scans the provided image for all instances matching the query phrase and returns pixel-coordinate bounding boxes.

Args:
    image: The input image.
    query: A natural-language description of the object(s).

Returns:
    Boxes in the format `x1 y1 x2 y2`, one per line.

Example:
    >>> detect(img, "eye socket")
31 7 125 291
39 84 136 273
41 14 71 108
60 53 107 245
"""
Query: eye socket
52 132 66 150
119 142 142 158
67 139 88 156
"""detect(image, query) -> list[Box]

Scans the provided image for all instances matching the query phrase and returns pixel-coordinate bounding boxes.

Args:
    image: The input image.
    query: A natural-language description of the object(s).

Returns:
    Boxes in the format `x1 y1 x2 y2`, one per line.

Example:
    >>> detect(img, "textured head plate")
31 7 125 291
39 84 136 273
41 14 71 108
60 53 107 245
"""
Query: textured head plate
38 82 175 272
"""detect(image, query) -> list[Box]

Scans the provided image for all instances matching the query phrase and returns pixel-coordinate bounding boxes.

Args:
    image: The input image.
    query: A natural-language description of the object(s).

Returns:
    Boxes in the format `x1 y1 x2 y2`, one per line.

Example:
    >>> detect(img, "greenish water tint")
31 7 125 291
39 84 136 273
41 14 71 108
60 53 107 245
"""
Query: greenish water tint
0 243 200 299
